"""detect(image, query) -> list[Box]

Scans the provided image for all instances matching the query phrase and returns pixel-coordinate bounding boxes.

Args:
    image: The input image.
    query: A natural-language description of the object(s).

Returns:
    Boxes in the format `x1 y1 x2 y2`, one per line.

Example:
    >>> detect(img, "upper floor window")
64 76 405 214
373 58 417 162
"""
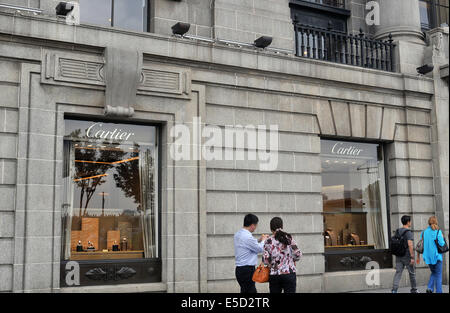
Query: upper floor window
303 0 346 9
290 0 350 33
291 0 396 72
79 0 149 32
420 0 449 30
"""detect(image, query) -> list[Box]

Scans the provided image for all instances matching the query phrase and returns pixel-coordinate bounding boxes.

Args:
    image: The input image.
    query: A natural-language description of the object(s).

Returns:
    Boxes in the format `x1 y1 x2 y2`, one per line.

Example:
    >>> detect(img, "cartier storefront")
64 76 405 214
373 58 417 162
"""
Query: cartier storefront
60 118 161 286
320 139 392 272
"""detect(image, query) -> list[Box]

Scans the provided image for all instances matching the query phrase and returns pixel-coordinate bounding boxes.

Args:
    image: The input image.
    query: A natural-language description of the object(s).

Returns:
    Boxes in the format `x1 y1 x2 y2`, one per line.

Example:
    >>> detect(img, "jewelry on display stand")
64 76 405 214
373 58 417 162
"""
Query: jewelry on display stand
121 237 128 251
76 240 83 252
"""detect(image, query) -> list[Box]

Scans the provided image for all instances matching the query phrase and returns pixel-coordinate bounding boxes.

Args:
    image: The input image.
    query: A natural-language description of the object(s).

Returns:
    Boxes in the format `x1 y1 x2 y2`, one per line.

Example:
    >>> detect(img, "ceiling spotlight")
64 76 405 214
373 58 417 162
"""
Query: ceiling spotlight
171 22 191 36
416 64 434 75
55 2 74 16
254 36 273 49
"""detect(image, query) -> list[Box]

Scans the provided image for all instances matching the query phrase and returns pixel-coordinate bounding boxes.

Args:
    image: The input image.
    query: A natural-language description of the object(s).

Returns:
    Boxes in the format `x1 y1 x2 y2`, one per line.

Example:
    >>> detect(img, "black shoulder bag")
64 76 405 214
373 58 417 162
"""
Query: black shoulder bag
435 229 449 254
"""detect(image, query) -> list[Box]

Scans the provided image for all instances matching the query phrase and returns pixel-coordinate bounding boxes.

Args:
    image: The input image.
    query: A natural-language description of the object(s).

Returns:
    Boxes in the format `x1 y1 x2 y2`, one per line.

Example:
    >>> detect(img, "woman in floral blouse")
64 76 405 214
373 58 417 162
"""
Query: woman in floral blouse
263 217 302 293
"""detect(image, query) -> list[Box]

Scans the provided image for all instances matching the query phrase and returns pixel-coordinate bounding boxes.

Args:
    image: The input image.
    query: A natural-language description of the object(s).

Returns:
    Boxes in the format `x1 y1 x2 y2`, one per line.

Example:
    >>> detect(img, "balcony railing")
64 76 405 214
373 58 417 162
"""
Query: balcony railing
304 0 346 9
294 24 396 72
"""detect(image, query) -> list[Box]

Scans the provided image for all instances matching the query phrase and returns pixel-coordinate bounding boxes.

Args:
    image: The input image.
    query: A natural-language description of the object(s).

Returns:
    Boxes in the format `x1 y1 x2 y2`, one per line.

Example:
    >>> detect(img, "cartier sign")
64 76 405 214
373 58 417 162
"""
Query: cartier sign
321 139 378 159
86 122 135 141
331 142 363 156
64 119 155 145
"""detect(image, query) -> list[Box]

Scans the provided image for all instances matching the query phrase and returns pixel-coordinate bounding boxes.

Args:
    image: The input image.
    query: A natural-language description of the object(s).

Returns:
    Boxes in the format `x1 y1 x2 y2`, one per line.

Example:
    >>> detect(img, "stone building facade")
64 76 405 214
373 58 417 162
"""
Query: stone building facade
0 0 448 292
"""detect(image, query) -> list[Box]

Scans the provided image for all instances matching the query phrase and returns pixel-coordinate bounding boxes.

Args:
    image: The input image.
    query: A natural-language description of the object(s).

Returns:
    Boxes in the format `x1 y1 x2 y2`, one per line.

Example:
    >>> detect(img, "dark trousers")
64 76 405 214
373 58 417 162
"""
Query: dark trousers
235 266 256 293
392 255 417 291
269 273 297 293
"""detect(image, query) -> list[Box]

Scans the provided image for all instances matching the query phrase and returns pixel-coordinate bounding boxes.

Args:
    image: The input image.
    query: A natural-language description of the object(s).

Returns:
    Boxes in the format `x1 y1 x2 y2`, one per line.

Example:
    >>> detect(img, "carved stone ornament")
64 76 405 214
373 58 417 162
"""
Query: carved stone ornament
432 32 443 55
85 267 107 280
104 105 134 117
339 256 373 268
104 47 142 117
85 266 137 281
116 267 137 279
42 50 105 87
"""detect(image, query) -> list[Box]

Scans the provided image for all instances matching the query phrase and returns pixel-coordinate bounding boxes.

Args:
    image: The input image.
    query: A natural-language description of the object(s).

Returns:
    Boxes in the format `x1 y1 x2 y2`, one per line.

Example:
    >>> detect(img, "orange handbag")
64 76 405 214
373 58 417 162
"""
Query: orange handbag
252 263 270 283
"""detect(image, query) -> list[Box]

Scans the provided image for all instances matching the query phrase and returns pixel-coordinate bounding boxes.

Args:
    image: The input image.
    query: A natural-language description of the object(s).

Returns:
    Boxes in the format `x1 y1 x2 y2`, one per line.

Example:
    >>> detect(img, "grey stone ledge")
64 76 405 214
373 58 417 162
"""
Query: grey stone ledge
0 12 435 95
59 282 167 293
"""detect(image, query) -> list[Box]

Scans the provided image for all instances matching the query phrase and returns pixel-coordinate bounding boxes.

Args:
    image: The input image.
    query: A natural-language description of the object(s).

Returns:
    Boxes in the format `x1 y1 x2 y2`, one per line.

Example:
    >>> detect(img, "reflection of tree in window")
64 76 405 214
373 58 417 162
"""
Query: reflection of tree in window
73 143 126 216
113 143 141 205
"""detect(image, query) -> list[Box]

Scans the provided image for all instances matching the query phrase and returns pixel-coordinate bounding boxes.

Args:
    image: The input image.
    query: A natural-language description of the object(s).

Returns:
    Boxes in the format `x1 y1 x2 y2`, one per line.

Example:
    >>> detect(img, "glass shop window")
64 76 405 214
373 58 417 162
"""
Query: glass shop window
79 0 149 32
61 119 158 261
321 139 390 272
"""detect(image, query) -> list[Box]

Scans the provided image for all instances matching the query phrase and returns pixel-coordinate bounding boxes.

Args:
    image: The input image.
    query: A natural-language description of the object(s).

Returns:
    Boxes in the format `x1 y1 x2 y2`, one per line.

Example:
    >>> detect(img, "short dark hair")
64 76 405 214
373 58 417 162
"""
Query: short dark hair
401 215 411 225
243 214 259 227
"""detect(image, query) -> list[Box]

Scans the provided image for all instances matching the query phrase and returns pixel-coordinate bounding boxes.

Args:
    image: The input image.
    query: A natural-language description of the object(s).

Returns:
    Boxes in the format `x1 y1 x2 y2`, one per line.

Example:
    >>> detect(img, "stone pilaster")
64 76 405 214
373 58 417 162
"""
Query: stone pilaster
426 27 450 284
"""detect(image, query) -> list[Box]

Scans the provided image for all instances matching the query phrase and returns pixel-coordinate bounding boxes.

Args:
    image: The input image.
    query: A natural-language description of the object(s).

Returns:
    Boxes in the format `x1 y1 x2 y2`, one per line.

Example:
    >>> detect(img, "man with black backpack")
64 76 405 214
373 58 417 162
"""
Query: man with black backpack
391 215 418 293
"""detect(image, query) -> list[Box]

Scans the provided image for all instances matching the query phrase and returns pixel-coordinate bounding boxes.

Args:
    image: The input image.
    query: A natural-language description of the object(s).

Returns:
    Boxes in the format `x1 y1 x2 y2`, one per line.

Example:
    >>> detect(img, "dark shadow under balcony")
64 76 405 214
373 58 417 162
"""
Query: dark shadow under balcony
294 24 396 72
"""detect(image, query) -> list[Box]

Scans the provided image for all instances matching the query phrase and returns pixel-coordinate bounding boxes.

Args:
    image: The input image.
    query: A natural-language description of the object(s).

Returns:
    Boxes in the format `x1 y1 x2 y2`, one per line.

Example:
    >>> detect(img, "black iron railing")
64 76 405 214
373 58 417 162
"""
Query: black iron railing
294 24 396 72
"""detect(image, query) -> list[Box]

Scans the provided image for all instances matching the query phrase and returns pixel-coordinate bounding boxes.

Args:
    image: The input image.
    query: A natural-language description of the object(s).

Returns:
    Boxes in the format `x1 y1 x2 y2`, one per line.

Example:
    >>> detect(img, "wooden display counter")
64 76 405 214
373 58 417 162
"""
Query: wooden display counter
325 244 375 251
70 250 144 260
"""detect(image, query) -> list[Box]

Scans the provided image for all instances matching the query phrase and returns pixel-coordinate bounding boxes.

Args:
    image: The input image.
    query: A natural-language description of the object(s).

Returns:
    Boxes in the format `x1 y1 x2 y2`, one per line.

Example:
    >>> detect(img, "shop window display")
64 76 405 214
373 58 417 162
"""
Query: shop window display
61 119 158 262
321 139 390 271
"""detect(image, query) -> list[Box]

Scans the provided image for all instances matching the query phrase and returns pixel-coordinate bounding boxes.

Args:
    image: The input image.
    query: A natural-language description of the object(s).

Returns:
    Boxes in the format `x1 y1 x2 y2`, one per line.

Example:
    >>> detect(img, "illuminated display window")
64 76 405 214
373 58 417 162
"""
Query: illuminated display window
320 139 391 272
61 119 159 263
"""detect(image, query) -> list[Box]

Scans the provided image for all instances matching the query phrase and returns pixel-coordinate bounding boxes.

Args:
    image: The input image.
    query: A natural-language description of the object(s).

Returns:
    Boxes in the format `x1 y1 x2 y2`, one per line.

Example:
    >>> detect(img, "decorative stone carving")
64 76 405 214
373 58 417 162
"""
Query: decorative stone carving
424 29 448 65
85 267 107 280
141 69 180 91
104 105 134 117
432 32 444 57
104 47 142 117
139 62 191 97
41 50 192 104
57 58 103 82
42 50 105 87
339 256 372 268
85 266 137 281
116 267 137 280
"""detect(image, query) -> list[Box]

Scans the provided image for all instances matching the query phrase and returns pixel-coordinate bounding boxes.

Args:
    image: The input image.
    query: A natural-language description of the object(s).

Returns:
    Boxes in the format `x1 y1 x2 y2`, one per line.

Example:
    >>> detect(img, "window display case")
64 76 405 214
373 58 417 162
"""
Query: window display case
320 139 392 272
60 119 161 286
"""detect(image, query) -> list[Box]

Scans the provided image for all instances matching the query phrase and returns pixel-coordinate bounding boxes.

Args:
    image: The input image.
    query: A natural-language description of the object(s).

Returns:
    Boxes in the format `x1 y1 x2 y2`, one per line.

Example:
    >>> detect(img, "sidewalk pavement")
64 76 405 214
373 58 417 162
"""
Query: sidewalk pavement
353 285 449 293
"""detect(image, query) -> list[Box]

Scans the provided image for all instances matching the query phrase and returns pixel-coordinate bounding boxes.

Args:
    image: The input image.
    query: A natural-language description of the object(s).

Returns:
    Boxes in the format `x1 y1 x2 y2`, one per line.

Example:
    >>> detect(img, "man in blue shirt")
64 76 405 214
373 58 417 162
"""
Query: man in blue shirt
234 214 268 293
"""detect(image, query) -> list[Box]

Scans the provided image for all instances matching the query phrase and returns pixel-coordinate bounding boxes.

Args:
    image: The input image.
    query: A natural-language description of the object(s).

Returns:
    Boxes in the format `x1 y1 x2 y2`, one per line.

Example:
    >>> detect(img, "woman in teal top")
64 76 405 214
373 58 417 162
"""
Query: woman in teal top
419 216 446 293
